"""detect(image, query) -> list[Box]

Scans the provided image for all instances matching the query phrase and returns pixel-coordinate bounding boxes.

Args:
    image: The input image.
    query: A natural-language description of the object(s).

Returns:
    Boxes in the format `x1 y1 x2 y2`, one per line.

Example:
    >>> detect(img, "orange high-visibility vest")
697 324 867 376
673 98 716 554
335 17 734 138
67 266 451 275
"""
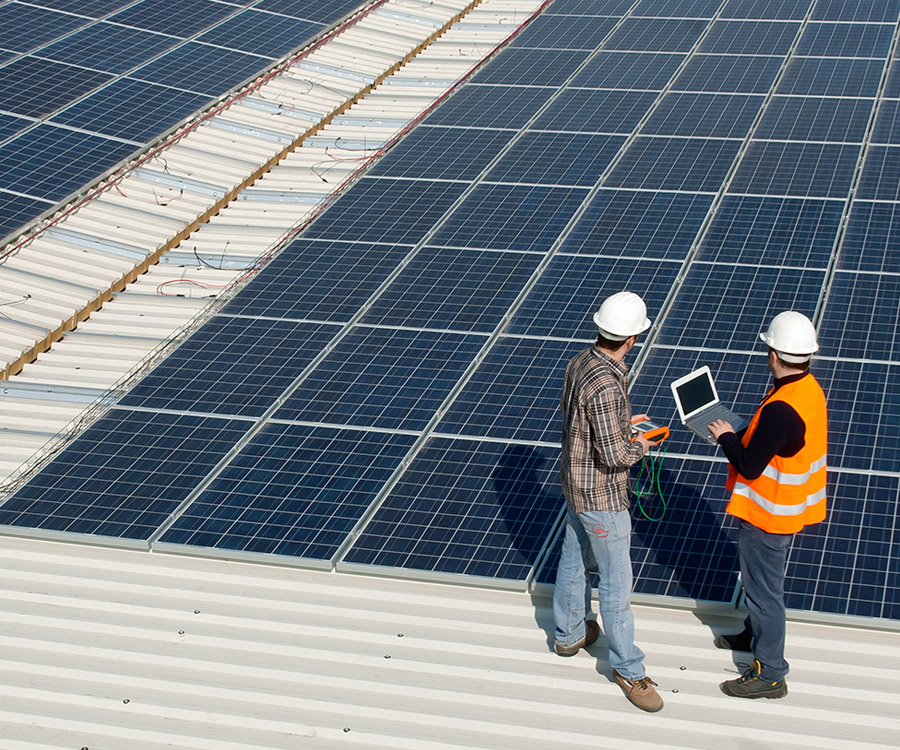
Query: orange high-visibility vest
726 373 828 534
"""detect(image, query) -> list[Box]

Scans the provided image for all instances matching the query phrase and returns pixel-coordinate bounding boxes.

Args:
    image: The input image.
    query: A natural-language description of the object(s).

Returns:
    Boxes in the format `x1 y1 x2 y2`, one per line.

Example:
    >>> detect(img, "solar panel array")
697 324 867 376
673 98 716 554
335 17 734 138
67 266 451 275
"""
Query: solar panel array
0 0 366 239
2 0 899 621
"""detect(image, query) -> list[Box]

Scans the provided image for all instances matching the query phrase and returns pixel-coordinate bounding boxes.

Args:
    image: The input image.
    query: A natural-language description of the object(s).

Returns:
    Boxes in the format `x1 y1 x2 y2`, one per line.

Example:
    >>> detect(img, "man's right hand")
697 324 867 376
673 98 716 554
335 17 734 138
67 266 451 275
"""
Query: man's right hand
635 434 657 453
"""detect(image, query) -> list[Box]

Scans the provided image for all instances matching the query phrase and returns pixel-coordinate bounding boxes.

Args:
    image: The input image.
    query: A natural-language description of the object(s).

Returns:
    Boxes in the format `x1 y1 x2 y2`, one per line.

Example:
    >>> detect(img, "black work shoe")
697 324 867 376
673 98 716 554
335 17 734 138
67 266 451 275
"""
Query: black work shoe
720 660 787 699
554 619 600 657
715 625 753 652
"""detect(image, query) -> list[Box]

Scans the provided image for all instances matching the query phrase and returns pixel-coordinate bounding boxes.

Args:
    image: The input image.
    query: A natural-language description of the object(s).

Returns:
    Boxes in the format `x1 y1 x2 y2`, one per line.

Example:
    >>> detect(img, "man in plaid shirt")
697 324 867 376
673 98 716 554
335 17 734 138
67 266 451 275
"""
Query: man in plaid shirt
552 291 664 713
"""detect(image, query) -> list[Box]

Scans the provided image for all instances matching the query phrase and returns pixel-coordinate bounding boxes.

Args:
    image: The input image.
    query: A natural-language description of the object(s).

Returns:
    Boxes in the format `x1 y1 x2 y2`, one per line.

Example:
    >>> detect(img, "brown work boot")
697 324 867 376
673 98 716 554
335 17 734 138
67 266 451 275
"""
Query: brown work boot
613 669 664 712
554 619 600 657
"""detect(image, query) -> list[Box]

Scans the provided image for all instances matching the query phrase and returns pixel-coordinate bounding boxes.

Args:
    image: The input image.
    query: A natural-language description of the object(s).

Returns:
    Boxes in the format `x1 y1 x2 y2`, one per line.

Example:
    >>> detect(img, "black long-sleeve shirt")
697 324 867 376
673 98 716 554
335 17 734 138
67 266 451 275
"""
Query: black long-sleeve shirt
716 372 808 480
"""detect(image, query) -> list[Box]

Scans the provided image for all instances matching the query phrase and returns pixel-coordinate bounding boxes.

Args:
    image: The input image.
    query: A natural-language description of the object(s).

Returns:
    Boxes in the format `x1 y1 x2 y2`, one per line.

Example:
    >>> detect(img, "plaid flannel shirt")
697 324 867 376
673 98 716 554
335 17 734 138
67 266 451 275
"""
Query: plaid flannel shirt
560 345 644 513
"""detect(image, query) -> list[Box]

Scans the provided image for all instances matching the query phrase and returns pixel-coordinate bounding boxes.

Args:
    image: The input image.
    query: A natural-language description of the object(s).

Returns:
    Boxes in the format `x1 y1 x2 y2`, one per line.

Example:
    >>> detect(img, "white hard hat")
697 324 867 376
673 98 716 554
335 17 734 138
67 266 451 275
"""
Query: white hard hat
759 310 819 363
593 291 651 341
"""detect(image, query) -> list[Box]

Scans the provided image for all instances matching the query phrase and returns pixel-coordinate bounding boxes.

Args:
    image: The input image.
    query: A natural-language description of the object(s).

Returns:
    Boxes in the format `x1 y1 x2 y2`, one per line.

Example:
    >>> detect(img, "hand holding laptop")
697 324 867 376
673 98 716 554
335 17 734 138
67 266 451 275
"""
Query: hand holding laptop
670 366 748 446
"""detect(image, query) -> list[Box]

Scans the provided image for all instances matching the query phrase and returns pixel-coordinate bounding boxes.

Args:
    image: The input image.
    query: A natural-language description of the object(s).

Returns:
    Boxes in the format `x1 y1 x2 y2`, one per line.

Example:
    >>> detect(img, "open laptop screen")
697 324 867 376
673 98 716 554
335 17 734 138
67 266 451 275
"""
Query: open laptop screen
674 371 716 418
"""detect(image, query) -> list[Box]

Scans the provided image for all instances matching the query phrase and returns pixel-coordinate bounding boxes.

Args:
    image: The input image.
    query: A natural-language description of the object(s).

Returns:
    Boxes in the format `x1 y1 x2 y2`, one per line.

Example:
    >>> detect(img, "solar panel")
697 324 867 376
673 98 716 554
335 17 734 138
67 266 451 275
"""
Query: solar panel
544 0 634 15
370 127 517 182
48 79 212 141
811 0 900 22
604 137 742 192
818 272 900 363
507 255 681 339
273 326 487 431
0 57 115 118
422 85 557 130
642 93 766 138
0 409 252 541
510 14 617 50
428 183 587 252
776 57 886 96
605 18 709 53
872 100 900 144
0 4 89 52
656 263 825 351
695 196 844 267
129 42 272 94
570 51 687 90
699 21 801 56
795 22 895 58
728 141 861 198
358 245 544 333
109 0 239 37
341 437 564 582
485 132 626 186
560 189 714 259
158 423 417 561
836 201 900 274
469 48 591 87
754 96 874 142
221 239 415 323
119 318 341 417
671 54 784 93
720 0 811 20
254 0 364 22
784 471 900 620
634 0 723 17
856 146 900 201
195 10 323 58
0 191 54 237
531 89 658 134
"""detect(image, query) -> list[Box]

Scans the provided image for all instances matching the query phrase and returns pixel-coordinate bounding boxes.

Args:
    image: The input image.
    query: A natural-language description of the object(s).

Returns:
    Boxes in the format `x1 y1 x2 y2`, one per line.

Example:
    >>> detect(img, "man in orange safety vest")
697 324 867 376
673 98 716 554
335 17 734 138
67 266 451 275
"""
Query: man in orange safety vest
707 311 828 700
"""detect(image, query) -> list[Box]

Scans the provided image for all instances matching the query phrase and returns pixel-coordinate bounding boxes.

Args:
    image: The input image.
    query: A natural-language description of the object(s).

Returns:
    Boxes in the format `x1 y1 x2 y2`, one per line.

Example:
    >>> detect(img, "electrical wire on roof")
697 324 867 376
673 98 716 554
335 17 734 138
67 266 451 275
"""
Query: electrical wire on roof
151 187 184 206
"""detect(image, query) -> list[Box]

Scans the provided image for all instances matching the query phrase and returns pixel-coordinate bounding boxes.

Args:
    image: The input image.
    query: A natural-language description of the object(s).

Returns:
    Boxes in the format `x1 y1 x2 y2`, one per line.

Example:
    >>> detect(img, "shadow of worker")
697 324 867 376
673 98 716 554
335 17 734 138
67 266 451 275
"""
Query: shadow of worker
629 461 740 609
491 442 566 648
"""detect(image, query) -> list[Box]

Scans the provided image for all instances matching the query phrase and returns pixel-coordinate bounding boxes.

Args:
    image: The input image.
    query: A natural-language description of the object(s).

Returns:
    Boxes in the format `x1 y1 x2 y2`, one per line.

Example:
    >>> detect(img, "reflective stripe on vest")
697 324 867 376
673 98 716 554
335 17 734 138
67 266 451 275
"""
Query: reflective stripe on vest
725 373 828 534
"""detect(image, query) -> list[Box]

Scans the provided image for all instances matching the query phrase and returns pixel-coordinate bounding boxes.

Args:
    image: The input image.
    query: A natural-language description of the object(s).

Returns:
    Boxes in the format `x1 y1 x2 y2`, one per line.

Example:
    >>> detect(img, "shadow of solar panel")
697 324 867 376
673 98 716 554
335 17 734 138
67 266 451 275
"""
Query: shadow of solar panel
605 18 708 52
570 52 686 90
642 93 765 138
49 79 212 142
0 57 114 118
671 54 783 93
26 0 137 16
130 41 272 94
436 336 583 442
605 137 741 192
784 472 900 620
695 196 843 267
422 85 556 129
856 146 900 201
38 22 181 74
720 0 811 19
535 457 740 603
304 178 467 244
561 189 713 259
157 423 416 560
657 263 825 351
360 245 543 333
729 142 861 198
818 273 900 362
341 437 564 582
629 348 770 458
872 101 900 144
0 4 89 52
796 22 894 58
470 48 590 87
753 96 874 143
507 255 681 339
0 410 252 541
0 192 53 237
370 126 516 181
120 318 340 417
196 9 323 57
109 0 238 37
837 201 900 273
776 57 885 96
700 20 801 55
510 14 615 50
634 0 722 17
274 326 486 430
0 125 139 202
255 0 364 22
429 183 587 252
486 132 625 187
545 0 634 15
532 89 657 134
222 239 414 322
813 359 900 474
812 0 900 22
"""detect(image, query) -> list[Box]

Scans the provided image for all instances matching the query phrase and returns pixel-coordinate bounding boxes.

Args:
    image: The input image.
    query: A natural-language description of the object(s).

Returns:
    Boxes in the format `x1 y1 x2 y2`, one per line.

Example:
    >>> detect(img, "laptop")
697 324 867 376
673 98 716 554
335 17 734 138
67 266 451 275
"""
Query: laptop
670 366 748 445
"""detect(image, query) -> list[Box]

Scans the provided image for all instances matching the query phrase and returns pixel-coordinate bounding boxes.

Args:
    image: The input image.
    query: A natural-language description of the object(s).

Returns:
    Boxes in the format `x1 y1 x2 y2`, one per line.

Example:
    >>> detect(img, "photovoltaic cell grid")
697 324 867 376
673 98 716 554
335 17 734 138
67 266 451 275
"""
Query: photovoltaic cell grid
0 0 367 240
2 1 899 619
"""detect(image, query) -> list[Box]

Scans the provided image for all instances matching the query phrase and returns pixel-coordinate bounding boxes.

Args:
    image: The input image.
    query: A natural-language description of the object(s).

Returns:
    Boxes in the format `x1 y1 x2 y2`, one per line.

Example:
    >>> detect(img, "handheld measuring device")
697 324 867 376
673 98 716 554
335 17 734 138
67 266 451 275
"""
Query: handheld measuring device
631 414 670 444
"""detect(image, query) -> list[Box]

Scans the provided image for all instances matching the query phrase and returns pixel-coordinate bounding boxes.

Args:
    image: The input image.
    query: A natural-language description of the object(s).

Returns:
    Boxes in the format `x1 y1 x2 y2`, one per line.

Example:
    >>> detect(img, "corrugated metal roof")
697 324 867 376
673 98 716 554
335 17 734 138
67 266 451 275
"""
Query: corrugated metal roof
0 535 896 749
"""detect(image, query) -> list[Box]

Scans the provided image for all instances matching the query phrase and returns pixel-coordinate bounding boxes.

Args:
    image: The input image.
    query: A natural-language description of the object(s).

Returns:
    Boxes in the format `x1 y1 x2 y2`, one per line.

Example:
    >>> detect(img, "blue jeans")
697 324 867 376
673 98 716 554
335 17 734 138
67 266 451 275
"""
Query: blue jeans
738 520 792 681
552 507 646 680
